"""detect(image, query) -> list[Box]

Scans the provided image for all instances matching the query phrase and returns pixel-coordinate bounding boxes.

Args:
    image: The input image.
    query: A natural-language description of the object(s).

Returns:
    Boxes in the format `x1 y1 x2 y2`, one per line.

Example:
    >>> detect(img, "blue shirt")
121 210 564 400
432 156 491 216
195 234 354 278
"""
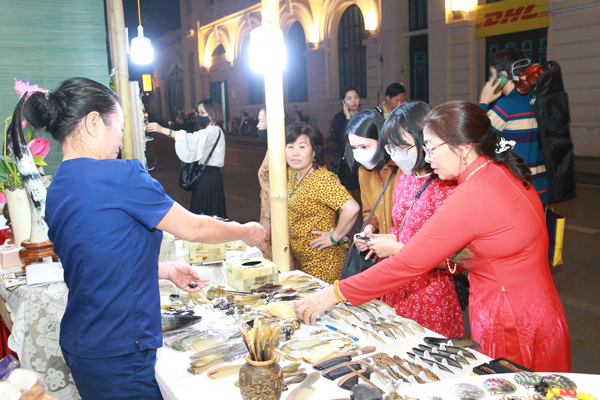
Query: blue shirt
480 89 549 205
46 158 174 358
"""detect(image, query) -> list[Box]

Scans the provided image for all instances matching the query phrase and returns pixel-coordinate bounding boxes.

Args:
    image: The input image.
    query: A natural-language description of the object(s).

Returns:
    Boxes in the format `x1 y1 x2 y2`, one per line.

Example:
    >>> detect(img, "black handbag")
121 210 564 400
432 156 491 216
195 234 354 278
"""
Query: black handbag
179 130 221 191
340 168 398 280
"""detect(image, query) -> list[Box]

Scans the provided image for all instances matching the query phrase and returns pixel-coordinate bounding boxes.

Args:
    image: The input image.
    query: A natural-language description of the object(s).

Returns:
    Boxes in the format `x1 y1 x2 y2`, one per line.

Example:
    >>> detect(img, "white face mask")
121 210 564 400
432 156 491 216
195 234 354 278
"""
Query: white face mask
391 152 418 174
352 149 377 170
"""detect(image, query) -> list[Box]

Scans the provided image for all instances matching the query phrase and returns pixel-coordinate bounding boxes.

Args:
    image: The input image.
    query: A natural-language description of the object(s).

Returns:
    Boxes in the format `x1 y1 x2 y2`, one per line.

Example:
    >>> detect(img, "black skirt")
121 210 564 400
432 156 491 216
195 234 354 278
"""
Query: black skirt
190 166 227 218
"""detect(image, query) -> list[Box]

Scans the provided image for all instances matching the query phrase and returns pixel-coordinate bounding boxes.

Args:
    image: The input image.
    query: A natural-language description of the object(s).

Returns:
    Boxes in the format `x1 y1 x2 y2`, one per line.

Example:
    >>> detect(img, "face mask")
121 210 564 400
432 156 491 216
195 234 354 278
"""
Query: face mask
352 149 377 170
257 129 267 141
197 115 211 128
391 151 418 174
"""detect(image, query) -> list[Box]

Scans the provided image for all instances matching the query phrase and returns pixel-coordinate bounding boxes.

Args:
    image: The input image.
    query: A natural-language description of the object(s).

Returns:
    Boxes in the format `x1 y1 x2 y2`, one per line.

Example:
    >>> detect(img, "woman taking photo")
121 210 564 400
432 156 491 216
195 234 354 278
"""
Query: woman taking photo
296 101 570 372
147 99 227 218
17 77 268 399
286 122 360 284
358 101 464 338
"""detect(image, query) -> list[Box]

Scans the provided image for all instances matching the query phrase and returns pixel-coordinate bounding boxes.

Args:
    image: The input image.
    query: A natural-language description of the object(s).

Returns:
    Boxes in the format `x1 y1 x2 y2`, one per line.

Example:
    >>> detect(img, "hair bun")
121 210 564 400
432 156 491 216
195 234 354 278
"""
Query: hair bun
23 90 66 140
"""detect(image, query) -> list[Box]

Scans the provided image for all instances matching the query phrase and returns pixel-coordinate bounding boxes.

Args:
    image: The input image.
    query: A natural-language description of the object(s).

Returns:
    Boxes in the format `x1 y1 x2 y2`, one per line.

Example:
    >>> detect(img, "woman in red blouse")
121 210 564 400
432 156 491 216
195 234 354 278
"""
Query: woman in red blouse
296 101 571 372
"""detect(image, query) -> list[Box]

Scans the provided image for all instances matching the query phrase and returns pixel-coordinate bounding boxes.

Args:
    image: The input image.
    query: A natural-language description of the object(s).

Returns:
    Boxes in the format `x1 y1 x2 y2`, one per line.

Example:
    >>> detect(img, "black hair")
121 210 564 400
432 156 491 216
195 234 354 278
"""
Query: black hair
385 82 406 98
422 100 532 186
340 85 359 100
197 99 224 126
23 77 120 144
490 47 526 79
344 109 389 172
285 122 326 169
380 101 432 174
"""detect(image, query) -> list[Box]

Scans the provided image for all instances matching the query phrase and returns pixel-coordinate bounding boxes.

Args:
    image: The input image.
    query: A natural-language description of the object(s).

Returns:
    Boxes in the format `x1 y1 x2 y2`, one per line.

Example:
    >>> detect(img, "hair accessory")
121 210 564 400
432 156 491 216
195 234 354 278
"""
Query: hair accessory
496 136 516 154
44 91 50 99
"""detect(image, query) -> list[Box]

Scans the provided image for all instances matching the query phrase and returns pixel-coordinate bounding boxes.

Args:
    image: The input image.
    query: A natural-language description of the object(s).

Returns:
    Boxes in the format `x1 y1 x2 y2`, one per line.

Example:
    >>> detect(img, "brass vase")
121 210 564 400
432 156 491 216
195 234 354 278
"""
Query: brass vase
238 354 284 400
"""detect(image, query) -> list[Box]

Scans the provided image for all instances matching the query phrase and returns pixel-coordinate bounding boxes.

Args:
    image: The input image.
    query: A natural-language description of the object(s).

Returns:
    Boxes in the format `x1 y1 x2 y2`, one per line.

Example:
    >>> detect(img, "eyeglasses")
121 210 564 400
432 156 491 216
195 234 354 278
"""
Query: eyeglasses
384 144 415 157
422 142 447 158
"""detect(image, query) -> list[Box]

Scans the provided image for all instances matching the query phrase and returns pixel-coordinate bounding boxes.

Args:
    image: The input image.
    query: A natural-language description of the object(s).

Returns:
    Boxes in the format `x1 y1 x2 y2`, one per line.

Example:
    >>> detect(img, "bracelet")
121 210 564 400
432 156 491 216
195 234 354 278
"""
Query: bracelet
330 231 343 246
168 130 173 137
446 258 457 274
263 216 271 220
333 280 345 304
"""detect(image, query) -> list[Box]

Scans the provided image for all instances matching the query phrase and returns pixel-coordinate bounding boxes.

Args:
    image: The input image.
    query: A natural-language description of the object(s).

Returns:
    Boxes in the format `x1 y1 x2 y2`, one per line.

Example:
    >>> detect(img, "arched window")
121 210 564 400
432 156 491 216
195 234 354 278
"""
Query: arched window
167 65 184 120
286 21 308 102
242 37 265 105
338 5 366 97
212 44 225 56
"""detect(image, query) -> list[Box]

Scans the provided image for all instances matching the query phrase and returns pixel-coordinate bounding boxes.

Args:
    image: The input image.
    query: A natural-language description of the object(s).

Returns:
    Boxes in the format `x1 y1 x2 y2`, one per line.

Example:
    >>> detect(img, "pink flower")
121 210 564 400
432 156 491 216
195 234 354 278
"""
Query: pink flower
0 192 5 205
27 137 50 159
14 79 47 97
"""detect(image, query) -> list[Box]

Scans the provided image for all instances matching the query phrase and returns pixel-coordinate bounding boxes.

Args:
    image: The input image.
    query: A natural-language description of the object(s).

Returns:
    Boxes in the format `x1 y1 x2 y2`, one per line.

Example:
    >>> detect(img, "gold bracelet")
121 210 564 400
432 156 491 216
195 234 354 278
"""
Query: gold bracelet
333 280 345 304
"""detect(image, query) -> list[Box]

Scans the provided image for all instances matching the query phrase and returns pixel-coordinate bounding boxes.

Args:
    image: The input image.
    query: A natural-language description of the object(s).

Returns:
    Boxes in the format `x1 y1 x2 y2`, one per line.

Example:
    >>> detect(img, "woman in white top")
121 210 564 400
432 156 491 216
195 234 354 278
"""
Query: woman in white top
146 99 227 217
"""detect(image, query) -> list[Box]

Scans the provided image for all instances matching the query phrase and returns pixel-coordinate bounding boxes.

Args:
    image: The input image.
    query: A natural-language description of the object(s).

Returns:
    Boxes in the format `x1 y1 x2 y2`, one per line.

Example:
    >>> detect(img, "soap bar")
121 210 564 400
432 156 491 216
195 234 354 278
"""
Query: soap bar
0 246 23 269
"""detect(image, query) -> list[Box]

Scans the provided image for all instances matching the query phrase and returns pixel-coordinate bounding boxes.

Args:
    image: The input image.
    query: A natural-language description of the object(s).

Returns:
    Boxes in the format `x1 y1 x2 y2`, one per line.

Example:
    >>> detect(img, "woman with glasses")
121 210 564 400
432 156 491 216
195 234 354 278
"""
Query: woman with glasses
147 99 227 218
356 102 464 338
345 110 400 244
296 101 570 372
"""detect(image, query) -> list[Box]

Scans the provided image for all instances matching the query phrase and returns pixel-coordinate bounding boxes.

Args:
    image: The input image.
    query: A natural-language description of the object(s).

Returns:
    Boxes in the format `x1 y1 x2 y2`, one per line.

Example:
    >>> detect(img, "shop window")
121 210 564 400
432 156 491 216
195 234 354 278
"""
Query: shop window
286 21 308 102
409 35 429 103
338 5 367 98
242 37 265 105
409 0 428 31
167 65 184 120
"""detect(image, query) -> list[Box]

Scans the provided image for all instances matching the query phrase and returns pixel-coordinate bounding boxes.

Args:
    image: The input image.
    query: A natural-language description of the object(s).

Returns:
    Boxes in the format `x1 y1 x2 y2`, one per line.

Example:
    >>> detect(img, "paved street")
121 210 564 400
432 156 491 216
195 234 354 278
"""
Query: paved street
148 132 600 374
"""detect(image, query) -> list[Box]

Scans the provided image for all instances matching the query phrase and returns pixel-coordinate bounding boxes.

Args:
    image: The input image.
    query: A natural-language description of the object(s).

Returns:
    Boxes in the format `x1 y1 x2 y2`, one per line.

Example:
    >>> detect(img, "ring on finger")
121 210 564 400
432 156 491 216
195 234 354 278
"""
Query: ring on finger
303 309 309 315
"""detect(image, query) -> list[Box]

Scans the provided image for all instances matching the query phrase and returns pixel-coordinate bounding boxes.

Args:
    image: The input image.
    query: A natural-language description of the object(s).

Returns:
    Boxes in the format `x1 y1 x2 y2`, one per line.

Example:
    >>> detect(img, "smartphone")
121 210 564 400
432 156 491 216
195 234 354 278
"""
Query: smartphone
354 234 370 241
341 99 345 105
492 73 508 94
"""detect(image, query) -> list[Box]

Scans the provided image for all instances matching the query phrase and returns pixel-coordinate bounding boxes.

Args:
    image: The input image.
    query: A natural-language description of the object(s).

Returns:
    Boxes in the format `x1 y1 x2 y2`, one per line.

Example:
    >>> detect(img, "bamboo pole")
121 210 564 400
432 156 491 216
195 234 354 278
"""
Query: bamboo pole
263 0 291 272
105 0 134 160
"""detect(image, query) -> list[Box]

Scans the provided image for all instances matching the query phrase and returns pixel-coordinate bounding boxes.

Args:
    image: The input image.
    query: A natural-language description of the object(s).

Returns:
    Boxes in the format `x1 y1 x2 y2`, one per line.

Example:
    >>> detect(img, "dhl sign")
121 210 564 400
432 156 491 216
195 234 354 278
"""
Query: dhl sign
476 0 548 38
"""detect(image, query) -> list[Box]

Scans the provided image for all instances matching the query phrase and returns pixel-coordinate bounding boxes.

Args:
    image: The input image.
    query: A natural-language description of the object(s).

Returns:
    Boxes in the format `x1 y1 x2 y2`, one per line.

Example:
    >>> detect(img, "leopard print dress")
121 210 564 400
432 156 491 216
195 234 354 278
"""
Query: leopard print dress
287 166 353 284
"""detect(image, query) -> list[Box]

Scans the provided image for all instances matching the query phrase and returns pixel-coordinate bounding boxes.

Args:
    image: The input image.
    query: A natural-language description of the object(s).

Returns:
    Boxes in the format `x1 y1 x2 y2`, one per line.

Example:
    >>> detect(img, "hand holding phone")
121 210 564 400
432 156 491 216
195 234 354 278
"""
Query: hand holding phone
354 233 370 241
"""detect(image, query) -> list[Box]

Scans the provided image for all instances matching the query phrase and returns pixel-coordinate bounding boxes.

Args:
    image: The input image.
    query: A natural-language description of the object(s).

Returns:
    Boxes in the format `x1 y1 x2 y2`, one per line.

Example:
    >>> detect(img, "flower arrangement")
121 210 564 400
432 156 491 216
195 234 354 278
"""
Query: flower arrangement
0 79 51 203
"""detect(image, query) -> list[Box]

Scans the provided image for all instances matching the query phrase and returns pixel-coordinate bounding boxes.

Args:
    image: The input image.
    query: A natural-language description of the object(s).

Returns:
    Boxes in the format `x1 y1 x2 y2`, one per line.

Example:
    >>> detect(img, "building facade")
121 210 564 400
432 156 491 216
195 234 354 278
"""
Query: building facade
145 0 600 156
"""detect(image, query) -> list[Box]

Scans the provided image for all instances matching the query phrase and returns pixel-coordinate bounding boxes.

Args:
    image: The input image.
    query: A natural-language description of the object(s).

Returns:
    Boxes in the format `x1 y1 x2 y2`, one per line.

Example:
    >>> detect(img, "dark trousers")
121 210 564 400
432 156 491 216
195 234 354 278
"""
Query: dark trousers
62 347 163 400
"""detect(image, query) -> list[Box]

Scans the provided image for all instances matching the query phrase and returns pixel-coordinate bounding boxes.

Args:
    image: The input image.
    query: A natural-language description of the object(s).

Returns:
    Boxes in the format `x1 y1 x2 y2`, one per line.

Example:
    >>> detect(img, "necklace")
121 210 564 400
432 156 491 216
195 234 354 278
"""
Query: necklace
465 160 492 182
289 167 313 198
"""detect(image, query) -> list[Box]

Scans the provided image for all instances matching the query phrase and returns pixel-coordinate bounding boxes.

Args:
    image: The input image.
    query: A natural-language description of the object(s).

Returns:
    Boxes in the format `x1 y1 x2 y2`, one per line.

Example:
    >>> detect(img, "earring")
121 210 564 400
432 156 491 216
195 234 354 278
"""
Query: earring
313 156 316 161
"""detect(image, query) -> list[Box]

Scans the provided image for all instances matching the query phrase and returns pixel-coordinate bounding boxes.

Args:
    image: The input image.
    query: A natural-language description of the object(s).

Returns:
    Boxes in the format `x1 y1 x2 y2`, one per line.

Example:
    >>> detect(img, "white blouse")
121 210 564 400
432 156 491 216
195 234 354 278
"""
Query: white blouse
173 125 225 167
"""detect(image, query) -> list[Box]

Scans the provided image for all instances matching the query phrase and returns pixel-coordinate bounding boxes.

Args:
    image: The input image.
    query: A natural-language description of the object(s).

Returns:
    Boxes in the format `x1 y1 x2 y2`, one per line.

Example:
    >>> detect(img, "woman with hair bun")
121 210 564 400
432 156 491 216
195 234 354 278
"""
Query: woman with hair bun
19 77 268 399
296 100 570 373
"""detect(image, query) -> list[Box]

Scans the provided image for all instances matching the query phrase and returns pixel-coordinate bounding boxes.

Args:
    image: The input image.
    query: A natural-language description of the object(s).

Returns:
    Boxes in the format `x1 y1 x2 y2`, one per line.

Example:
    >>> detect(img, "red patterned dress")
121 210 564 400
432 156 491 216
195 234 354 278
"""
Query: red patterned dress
380 173 465 338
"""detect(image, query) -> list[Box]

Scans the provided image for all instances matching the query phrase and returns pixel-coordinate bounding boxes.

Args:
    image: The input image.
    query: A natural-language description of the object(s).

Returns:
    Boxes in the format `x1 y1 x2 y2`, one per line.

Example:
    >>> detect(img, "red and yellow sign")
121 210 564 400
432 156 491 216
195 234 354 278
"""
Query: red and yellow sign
476 0 548 38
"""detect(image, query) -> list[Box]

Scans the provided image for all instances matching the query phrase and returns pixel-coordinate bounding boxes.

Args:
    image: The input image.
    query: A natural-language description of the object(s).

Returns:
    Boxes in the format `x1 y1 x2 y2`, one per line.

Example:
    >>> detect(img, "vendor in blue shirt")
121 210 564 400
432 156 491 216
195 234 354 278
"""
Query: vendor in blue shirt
18 77 269 400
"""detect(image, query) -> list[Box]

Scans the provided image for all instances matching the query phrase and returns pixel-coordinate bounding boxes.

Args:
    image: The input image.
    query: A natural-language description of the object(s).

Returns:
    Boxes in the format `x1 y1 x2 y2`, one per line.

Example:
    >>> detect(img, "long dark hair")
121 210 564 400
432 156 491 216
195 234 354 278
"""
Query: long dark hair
344 109 388 172
285 122 326 170
23 77 120 143
422 100 532 186
198 99 224 126
381 101 432 175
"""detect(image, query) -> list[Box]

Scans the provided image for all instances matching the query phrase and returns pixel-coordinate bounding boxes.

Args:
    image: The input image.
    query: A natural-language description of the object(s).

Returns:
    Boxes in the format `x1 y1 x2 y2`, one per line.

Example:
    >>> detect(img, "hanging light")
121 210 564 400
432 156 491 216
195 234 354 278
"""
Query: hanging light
130 0 154 65
249 8 286 74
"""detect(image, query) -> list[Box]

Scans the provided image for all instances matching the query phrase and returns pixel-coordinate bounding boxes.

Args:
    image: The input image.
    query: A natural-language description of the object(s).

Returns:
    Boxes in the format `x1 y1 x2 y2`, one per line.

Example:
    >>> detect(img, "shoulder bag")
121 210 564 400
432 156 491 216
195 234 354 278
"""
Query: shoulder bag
179 130 222 191
340 167 398 280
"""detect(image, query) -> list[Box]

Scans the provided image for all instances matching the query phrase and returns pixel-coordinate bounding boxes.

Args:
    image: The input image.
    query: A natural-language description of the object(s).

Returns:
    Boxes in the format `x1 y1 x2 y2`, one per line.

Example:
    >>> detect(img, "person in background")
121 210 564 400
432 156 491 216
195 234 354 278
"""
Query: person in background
359 101 464 338
330 85 361 192
147 99 227 218
286 122 360 284
19 77 268 399
346 109 400 243
256 106 272 260
479 47 548 205
295 101 570 373
374 82 406 119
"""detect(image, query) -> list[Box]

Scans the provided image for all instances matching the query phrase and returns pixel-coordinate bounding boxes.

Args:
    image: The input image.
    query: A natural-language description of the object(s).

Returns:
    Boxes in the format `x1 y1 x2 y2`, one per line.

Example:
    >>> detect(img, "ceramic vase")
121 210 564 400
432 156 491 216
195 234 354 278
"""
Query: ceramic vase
4 184 31 247
238 354 284 400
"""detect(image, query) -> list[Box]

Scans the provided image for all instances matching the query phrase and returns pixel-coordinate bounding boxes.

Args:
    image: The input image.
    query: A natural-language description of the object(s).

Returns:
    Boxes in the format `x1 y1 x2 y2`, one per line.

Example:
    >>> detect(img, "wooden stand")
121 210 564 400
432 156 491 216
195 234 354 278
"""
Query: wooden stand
19 240 59 269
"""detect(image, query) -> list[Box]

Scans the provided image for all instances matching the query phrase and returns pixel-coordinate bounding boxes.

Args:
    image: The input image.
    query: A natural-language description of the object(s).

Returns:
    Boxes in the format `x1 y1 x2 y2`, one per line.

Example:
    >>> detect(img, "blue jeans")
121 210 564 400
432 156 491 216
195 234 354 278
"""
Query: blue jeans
62 347 163 400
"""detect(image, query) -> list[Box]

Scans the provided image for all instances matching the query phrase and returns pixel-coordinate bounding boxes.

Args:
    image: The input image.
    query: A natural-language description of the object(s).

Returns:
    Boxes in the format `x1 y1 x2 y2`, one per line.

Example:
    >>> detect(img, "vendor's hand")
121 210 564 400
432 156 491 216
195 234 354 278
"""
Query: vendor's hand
367 238 403 259
295 286 339 326
159 262 208 292
309 228 335 251
145 122 167 135
242 222 269 250
479 71 503 105
354 227 375 251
